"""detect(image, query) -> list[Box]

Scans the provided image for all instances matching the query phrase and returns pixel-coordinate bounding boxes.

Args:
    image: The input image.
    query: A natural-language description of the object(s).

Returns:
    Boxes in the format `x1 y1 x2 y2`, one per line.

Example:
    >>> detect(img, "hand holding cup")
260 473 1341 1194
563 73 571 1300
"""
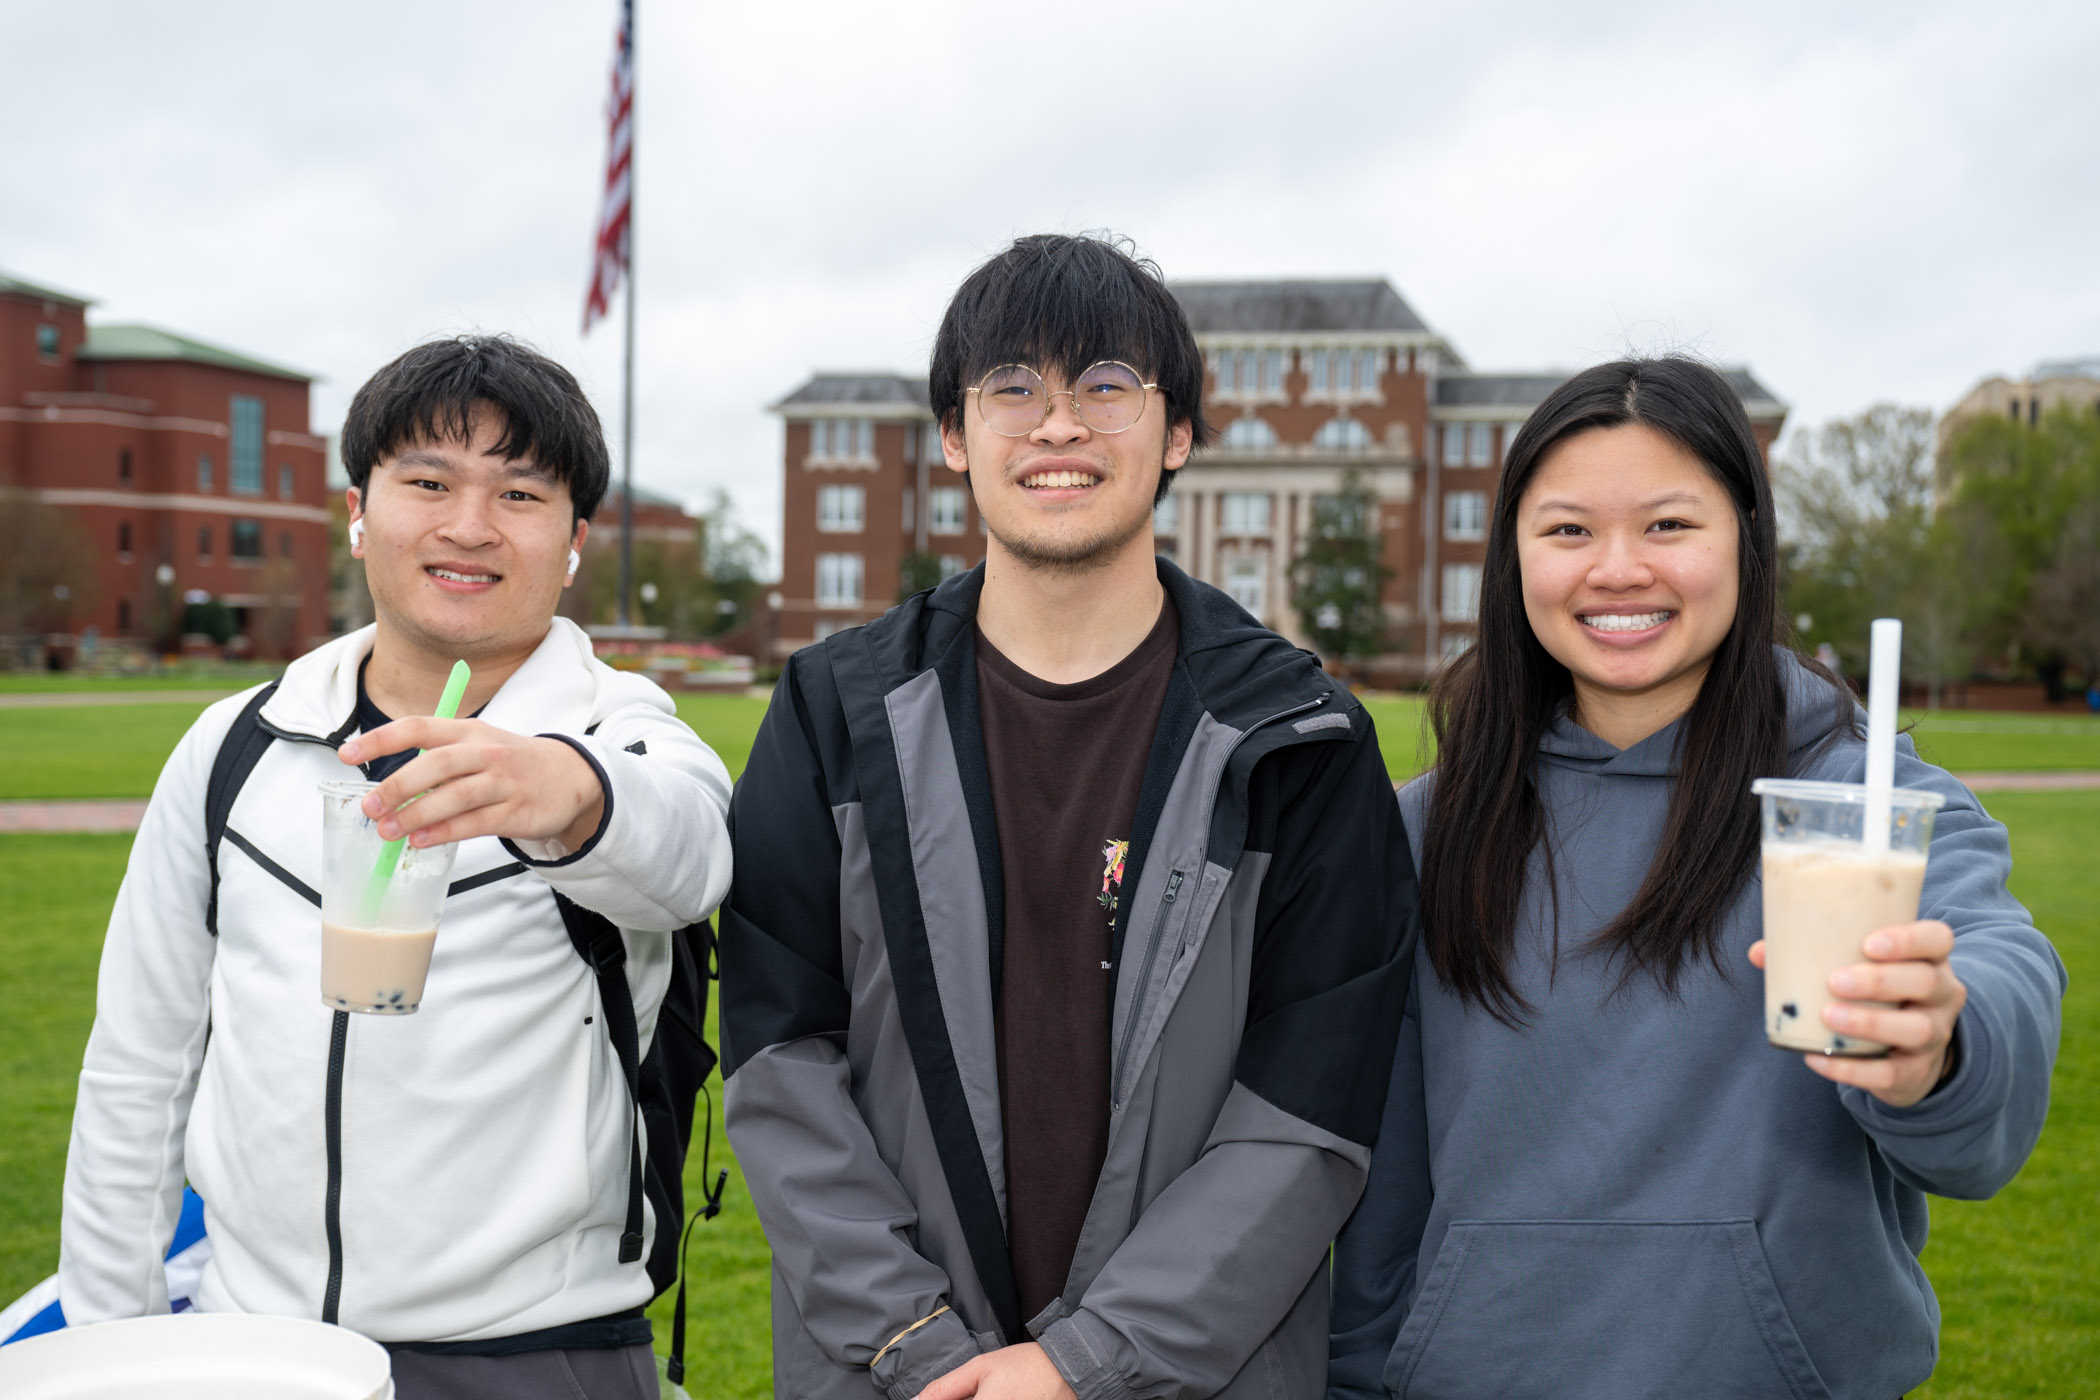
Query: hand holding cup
1749 921 1967 1108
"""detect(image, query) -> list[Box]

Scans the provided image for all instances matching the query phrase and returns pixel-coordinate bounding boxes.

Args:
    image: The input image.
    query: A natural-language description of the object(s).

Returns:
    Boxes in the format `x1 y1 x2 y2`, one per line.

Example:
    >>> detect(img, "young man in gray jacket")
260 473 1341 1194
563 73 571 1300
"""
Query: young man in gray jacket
721 234 1418 1400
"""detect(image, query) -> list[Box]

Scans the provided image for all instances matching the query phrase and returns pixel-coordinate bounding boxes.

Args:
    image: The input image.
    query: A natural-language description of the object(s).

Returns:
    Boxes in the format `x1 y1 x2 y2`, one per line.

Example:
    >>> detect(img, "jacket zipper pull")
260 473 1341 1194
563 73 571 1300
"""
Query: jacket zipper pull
1163 870 1184 903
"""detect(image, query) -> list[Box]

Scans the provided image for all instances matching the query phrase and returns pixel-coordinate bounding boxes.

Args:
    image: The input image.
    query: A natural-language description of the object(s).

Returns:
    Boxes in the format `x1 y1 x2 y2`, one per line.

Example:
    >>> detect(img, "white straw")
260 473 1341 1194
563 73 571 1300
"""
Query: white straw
1863 618 1902 853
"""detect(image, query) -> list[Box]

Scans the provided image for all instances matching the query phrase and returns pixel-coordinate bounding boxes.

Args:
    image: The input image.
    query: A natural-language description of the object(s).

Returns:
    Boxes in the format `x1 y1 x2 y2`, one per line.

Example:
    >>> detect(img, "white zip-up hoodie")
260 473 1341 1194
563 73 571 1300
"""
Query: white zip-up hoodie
59 619 733 1342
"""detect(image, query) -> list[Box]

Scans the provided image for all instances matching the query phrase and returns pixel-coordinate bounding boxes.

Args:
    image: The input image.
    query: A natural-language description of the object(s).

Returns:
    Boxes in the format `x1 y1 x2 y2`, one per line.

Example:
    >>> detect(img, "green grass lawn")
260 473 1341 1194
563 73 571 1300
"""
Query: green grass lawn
0 687 2091 1395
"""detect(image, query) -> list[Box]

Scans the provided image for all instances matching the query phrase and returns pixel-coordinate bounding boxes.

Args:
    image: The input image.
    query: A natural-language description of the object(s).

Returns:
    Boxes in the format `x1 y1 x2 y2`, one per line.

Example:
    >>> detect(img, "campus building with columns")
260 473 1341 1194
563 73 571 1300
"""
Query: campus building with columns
769 279 1786 676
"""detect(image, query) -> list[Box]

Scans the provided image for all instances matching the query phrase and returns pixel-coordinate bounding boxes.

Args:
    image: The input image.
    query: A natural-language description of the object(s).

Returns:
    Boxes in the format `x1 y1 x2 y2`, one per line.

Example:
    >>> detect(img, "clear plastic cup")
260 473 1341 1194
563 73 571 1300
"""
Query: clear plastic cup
1753 778 1944 1057
318 779 458 1015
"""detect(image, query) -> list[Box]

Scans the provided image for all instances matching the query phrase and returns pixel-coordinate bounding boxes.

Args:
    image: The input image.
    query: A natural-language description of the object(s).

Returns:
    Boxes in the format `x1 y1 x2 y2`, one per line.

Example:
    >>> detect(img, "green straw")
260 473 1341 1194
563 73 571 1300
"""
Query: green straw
357 659 472 923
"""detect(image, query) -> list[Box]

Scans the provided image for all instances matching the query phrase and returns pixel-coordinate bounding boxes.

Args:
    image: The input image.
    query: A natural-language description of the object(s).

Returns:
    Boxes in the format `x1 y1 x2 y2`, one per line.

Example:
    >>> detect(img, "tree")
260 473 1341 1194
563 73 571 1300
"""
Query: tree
1776 406 1981 706
1939 405 2100 696
898 551 945 601
0 489 101 666
1289 469 1391 674
560 488 770 641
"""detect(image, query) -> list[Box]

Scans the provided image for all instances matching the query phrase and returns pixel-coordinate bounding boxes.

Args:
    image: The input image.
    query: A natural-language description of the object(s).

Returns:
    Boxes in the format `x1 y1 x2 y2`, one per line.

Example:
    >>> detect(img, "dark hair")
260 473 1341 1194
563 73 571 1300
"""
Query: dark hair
341 335 611 521
929 233 1212 503
1420 356 1824 1024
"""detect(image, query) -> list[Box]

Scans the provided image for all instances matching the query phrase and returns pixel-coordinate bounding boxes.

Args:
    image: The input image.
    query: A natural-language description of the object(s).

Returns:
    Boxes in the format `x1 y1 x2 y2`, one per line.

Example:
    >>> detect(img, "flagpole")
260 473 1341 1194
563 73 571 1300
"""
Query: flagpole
615 0 637 629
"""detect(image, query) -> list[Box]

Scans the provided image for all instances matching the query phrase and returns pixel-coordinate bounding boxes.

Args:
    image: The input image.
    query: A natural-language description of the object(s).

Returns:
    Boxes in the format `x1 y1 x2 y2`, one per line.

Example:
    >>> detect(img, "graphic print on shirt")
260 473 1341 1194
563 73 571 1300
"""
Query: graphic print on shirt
1098 838 1130 913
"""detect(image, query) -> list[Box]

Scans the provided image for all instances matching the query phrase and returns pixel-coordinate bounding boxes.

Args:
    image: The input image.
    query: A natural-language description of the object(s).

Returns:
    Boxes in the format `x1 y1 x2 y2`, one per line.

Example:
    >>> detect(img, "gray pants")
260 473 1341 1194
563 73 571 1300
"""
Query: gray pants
387 1342 657 1400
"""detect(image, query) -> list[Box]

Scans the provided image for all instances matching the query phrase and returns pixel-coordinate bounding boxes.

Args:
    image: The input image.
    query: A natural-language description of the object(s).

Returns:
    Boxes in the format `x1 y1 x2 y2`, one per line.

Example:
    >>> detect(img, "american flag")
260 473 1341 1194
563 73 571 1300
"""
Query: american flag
583 0 634 333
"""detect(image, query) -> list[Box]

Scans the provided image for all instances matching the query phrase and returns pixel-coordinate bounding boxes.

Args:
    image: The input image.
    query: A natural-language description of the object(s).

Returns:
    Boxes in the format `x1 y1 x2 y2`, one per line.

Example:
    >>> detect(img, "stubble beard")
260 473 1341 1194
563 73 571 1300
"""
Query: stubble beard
972 445 1162 578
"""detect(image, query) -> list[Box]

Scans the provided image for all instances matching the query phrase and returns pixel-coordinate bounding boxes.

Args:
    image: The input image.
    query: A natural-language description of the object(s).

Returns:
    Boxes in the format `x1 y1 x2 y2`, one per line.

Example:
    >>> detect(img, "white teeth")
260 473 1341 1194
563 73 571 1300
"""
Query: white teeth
430 568 498 584
1582 611 1671 632
1024 470 1098 489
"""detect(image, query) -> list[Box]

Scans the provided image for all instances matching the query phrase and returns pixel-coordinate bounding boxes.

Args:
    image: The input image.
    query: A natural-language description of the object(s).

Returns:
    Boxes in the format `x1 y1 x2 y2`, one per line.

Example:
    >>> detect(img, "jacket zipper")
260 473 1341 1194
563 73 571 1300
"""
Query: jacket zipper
1112 869 1183 1108
1109 691 1332 1108
320 1008 349 1324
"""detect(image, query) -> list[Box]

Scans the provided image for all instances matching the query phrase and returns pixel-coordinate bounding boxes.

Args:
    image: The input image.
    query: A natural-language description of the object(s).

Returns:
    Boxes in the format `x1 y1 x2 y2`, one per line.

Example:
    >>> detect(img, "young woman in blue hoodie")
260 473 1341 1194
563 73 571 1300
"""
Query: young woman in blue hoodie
1329 357 2065 1400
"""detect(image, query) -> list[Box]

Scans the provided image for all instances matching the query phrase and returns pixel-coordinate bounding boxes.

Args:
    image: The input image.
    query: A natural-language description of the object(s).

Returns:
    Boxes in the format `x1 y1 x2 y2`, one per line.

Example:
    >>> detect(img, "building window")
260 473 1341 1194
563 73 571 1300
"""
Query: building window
816 553 864 607
1440 632 1474 661
1153 494 1179 535
230 396 265 495
1307 348 1380 396
1444 491 1488 541
1502 420 1524 461
1357 349 1382 394
1441 563 1483 622
198 454 214 492
279 464 295 499
817 484 866 532
929 486 967 535
118 448 134 483
117 521 132 556
1468 423 1492 467
231 519 264 561
1314 417 1372 452
1222 416 1278 451
1440 423 1464 468
1224 553 1267 616
117 598 132 632
938 555 966 581
36 324 60 360
810 418 875 462
902 489 916 532
924 423 947 465
197 525 213 560
812 618 843 641
280 531 295 558
1221 492 1271 536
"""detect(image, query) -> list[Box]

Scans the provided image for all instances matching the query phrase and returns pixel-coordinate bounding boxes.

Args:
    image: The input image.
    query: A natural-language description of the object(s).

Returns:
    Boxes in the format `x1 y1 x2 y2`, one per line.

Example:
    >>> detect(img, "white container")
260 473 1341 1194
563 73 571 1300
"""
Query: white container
0 1313 392 1400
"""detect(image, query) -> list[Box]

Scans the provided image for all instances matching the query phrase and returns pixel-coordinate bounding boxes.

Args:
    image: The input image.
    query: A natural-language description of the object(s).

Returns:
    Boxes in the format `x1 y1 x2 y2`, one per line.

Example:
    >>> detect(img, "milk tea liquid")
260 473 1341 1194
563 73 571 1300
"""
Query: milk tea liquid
321 922 438 1014
1761 841 1927 1055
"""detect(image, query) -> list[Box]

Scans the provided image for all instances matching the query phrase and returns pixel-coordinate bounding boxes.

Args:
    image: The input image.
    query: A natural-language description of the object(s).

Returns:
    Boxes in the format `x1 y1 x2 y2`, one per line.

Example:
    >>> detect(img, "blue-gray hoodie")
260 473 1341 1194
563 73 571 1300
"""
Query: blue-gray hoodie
1329 654 2066 1400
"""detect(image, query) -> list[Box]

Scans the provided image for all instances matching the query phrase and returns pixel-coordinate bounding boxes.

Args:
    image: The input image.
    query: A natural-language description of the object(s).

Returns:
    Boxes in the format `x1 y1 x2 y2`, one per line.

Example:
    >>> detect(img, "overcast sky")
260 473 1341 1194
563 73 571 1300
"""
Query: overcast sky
6 0 2096 575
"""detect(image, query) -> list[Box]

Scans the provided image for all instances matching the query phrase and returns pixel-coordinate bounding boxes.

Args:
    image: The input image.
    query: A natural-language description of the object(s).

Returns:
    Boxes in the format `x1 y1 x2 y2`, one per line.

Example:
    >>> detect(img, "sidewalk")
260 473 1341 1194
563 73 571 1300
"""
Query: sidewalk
0 691 233 708
5 773 2098 834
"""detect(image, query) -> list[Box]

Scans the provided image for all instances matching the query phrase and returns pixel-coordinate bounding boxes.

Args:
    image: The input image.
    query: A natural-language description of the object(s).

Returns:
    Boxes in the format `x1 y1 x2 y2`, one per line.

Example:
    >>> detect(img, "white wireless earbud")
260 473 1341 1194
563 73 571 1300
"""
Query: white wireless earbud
348 520 365 551
567 549 580 577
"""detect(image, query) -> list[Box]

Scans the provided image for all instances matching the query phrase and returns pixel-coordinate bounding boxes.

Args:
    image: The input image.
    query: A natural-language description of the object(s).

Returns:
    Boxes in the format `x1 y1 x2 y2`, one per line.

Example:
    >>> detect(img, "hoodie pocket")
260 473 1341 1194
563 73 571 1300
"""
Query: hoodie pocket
1386 1219 1832 1400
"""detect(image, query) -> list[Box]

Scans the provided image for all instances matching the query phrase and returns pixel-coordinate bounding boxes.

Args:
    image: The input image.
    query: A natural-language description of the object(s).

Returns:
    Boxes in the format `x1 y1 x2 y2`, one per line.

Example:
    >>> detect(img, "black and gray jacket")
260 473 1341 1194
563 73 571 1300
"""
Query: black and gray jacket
721 560 1418 1400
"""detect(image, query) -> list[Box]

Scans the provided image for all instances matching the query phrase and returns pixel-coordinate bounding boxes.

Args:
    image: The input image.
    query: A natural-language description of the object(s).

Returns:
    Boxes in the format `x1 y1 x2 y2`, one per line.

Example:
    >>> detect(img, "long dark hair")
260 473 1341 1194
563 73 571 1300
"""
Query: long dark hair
1420 357 1797 1023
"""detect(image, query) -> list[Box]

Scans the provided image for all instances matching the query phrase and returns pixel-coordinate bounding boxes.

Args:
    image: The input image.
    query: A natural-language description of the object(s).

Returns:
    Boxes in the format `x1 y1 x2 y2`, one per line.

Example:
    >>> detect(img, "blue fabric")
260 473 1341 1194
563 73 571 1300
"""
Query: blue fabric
1 1186 209 1344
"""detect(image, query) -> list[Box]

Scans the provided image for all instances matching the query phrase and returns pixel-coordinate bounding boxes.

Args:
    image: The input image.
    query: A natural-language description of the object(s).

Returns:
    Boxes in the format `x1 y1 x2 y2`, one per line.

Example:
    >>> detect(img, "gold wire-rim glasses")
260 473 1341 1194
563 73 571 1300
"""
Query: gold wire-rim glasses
962 360 1162 437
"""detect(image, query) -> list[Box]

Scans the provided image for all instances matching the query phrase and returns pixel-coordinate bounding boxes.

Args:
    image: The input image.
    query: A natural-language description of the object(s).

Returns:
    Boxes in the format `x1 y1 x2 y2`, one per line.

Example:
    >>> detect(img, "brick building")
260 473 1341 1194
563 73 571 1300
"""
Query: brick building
0 271 331 657
769 280 1785 674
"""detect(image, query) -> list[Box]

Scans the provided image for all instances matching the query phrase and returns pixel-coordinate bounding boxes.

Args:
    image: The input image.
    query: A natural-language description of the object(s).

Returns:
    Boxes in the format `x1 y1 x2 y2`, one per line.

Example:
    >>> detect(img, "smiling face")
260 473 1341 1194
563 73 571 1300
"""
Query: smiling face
348 406 586 668
1515 422 1742 746
943 363 1192 574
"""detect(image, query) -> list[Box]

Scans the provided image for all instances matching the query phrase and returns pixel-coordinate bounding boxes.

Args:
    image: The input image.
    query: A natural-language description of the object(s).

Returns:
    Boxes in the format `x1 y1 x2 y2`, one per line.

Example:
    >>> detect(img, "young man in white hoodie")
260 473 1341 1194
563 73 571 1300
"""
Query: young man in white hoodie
59 336 733 1400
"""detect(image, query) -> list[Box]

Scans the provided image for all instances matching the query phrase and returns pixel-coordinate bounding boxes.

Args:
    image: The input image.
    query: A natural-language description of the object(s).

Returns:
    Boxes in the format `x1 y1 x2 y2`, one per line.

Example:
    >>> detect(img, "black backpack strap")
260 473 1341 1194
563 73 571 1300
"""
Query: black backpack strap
553 892 648 1265
205 682 282 938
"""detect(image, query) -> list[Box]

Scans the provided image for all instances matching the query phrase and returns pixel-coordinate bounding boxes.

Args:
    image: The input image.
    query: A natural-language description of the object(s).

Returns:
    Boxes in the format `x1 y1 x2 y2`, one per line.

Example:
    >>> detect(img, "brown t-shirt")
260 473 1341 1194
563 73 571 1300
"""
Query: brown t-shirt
976 595 1180 1323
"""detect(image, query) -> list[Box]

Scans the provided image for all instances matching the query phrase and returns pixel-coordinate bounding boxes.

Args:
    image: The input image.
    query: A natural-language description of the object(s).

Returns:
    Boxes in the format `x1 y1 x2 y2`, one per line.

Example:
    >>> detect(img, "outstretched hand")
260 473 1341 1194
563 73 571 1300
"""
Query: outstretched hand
339 717 606 854
915 1343 1075 1400
1748 919 1967 1108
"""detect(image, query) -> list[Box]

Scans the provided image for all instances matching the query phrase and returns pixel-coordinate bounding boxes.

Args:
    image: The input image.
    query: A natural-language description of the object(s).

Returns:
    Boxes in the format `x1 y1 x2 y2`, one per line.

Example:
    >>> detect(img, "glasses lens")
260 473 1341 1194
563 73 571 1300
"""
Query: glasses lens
1075 362 1146 433
977 365 1044 435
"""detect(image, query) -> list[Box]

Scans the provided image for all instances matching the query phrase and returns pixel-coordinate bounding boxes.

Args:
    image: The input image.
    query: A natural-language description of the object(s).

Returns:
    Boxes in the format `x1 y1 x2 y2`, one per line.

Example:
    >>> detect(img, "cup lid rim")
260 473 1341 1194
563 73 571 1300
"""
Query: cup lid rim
1751 777 1946 809
318 777 379 796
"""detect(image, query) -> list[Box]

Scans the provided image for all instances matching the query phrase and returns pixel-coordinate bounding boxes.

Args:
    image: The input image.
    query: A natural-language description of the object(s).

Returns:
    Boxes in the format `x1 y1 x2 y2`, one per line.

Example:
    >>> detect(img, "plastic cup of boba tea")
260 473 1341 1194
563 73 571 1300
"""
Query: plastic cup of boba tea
1752 778 1943 1057
318 778 459 1014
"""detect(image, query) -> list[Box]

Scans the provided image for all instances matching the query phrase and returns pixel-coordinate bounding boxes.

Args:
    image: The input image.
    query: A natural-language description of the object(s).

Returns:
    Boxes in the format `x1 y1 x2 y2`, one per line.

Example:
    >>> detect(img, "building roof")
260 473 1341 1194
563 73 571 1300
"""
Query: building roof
2033 356 2100 381
75 324 315 382
0 271 93 308
771 372 931 415
1170 280 1430 335
603 482 690 511
1435 366 1786 418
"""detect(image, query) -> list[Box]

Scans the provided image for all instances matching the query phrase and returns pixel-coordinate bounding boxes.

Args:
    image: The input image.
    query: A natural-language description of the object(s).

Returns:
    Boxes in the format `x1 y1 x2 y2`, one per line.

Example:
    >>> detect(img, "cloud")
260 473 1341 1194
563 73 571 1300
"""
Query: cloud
6 0 2097 571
